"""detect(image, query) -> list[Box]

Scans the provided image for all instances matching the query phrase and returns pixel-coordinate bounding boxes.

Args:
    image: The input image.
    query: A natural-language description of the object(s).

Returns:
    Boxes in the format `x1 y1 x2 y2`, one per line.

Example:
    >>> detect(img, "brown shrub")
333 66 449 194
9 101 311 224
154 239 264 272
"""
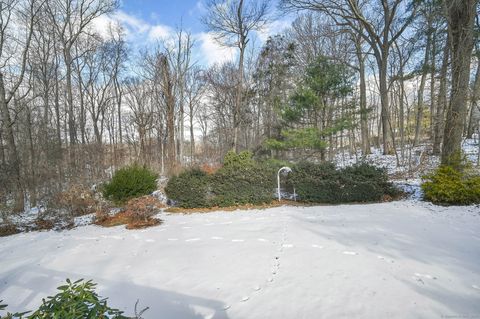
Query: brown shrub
123 196 165 221
49 184 97 217
96 195 164 229
200 163 221 175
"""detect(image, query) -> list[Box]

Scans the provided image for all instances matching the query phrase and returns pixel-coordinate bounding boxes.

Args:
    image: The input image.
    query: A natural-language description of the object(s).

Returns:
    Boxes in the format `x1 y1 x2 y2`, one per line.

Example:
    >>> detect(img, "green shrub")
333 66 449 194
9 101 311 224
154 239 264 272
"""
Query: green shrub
165 151 275 208
103 164 158 204
422 166 480 205
211 162 274 207
0 279 130 319
289 162 396 203
164 168 210 208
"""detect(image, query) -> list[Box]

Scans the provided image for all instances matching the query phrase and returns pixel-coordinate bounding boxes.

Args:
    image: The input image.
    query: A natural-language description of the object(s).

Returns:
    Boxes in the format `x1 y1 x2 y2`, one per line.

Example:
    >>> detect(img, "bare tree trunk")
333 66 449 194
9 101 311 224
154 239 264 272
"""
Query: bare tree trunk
378 52 393 155
433 34 450 155
355 37 370 155
414 25 432 146
0 74 24 212
441 0 477 165
64 48 77 169
467 58 480 138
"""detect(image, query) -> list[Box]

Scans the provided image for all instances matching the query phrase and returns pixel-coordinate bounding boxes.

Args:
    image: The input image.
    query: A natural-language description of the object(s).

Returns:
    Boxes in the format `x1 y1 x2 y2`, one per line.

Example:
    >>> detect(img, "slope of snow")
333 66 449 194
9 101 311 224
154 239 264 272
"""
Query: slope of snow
1 201 479 319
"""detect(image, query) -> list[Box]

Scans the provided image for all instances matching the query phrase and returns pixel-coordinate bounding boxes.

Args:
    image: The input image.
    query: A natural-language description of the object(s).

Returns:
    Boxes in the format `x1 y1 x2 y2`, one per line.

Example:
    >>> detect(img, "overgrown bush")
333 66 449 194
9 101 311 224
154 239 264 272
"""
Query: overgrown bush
164 168 210 208
422 165 480 205
48 184 97 217
103 165 158 204
0 279 135 319
289 162 397 203
210 151 275 207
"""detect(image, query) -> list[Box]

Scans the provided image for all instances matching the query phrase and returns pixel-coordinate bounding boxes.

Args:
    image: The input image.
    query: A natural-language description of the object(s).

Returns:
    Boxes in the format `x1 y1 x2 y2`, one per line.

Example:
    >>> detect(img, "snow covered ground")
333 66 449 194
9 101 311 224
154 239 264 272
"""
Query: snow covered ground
1 201 479 319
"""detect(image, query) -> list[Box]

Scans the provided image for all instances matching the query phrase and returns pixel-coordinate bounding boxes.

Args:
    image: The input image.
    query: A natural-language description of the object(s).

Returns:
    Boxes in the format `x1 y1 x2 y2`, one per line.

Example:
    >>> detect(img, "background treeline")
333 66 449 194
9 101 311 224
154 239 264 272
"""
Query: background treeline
1 0 479 213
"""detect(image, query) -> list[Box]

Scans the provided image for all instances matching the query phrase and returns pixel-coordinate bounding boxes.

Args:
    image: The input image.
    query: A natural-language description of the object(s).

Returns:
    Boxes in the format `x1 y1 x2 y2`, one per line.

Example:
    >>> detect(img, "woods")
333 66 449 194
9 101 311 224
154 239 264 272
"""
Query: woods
0 0 479 214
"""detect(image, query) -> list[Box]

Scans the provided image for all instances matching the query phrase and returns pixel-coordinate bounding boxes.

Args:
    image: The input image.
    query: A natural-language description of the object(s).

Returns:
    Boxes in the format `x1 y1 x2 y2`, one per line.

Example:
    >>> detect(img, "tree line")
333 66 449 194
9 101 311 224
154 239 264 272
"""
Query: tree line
0 0 479 213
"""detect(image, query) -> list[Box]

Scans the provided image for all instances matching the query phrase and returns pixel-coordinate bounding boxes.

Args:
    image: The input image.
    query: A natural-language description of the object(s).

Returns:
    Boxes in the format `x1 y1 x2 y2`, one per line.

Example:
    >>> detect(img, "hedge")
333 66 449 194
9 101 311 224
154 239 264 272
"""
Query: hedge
166 154 398 208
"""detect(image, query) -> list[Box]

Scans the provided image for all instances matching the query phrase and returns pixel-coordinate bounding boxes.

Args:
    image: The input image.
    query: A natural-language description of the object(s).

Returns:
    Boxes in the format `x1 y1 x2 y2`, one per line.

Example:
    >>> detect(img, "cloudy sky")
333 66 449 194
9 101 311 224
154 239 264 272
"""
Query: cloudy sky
94 0 292 66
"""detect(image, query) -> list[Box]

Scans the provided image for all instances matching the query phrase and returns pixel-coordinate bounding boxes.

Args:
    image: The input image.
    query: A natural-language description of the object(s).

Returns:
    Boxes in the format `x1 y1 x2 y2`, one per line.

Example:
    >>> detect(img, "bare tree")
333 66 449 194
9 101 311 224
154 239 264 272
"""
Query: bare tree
281 0 417 155
203 0 271 152
0 0 43 212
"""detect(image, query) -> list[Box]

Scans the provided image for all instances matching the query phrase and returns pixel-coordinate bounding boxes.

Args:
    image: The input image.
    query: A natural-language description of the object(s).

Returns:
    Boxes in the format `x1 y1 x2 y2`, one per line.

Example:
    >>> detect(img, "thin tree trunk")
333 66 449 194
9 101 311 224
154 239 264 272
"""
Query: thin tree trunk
467 58 480 138
414 25 432 146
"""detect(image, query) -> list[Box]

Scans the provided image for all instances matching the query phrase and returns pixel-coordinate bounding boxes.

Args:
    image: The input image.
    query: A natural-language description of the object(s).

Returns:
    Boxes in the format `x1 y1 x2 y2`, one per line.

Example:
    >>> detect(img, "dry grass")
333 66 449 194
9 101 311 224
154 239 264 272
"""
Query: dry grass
96 195 164 229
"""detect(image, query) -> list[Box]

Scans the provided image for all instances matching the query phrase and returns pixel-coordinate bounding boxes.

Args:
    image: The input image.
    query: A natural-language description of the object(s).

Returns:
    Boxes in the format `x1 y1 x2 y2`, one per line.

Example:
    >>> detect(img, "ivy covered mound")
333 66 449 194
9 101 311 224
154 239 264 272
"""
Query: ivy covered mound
165 151 399 208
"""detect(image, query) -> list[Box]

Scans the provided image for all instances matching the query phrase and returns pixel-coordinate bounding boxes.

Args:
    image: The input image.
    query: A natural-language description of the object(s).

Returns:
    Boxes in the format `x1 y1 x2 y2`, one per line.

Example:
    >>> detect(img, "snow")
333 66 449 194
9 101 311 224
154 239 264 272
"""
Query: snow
1 201 479 319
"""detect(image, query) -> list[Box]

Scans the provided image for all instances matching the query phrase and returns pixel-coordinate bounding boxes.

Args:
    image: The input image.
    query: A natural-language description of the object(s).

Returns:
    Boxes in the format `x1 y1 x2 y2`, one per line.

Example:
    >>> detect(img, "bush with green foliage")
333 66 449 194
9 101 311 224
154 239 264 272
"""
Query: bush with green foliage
164 168 210 208
0 279 131 319
289 162 397 203
210 151 275 207
165 151 276 208
166 152 397 207
103 164 158 204
422 165 480 205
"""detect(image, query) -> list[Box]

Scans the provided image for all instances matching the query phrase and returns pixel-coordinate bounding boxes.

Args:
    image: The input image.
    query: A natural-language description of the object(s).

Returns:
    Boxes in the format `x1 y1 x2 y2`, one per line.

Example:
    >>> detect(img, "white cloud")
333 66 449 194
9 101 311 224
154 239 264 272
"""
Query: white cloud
148 25 175 42
256 18 293 43
196 32 237 66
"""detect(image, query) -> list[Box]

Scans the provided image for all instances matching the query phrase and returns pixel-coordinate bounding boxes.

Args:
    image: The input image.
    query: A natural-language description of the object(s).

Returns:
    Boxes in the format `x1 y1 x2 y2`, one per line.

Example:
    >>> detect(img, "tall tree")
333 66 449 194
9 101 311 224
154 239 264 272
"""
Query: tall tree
441 0 478 164
281 0 417 155
0 0 42 212
203 0 271 153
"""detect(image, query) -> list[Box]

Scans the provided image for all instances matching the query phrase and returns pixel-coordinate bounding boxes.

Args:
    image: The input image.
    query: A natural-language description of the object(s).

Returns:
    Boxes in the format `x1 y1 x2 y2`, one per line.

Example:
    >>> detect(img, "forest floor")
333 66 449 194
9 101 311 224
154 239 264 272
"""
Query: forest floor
1 200 479 319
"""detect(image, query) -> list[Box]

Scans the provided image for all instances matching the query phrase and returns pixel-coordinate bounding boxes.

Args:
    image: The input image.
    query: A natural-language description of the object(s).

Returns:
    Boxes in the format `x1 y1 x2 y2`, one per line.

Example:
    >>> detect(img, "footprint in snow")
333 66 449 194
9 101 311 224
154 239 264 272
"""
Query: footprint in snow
311 244 323 249
211 236 223 240
241 296 249 302
145 239 155 243
182 226 192 229
232 239 245 242
282 244 293 248
257 238 268 242
167 238 178 241
377 255 395 263
186 238 201 242
222 305 231 310
343 251 358 255
253 286 261 291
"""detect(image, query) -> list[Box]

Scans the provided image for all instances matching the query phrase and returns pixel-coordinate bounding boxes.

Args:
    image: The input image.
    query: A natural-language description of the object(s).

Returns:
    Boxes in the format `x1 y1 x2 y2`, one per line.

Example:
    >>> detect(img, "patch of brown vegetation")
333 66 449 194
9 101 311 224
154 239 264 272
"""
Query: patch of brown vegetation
164 200 307 214
96 195 164 229
200 163 221 175
0 224 20 237
49 184 98 217
35 218 55 231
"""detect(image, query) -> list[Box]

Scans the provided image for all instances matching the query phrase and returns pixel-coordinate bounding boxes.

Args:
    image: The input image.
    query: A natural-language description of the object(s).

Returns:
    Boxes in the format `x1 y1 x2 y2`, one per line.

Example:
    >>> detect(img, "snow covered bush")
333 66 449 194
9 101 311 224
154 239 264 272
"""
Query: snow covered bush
0 279 130 319
102 164 158 204
422 166 480 205
165 168 210 208
289 162 397 203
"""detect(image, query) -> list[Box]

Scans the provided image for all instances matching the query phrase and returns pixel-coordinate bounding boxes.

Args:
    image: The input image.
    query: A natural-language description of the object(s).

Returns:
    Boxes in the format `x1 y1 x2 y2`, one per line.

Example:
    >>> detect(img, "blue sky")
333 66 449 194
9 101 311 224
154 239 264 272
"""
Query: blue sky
120 0 205 31
94 0 292 66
